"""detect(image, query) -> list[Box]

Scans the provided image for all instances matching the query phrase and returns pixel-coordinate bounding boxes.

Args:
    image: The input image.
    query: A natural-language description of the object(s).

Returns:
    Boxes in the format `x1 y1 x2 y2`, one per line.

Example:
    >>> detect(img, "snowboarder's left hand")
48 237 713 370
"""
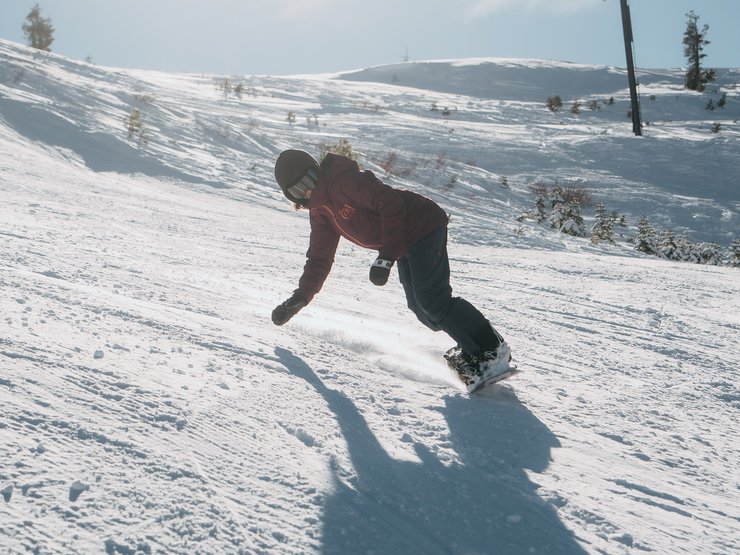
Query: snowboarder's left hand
271 294 307 325
369 257 394 286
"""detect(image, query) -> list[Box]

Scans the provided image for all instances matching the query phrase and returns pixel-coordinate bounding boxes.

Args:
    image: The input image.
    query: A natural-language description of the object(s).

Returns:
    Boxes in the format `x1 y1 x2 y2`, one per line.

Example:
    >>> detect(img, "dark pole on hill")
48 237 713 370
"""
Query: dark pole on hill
620 0 642 136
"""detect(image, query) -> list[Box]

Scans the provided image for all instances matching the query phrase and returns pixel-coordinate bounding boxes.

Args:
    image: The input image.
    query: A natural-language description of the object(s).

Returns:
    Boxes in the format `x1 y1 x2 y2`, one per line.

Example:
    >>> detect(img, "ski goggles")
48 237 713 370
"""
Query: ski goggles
287 169 319 199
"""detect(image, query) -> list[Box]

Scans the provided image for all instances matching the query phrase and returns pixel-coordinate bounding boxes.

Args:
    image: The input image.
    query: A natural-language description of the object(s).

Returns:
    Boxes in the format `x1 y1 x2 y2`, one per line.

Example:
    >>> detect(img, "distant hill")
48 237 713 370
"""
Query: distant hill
336 58 694 101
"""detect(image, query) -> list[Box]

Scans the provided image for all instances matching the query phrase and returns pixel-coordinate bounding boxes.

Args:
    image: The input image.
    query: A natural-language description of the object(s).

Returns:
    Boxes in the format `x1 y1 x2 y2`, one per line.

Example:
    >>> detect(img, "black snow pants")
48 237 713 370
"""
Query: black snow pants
397 226 502 355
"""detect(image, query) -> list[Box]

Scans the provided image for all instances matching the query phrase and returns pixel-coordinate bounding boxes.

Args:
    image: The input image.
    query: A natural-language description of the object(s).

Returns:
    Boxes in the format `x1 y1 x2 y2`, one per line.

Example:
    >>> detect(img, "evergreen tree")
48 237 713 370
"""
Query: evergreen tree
729 239 740 268
22 4 55 52
657 229 678 260
616 213 628 236
546 186 590 238
534 195 547 224
591 202 614 244
695 242 721 265
634 217 656 255
675 232 694 262
518 194 548 226
559 200 586 237
683 11 714 91
548 187 566 229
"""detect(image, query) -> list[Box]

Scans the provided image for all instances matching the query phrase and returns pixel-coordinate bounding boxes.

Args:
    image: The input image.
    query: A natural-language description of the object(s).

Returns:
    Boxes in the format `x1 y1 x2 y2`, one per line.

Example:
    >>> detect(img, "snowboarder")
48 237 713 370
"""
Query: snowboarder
270 149 512 390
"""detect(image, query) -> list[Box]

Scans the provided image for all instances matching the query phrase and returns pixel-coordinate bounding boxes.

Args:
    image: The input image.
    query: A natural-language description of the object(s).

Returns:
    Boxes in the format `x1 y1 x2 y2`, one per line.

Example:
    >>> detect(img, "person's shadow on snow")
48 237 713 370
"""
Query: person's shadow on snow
275 347 585 555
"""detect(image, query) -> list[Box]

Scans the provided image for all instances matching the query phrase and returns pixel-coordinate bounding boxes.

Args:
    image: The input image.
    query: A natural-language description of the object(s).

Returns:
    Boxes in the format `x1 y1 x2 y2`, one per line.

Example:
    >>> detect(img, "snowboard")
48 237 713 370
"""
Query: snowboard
466 365 520 394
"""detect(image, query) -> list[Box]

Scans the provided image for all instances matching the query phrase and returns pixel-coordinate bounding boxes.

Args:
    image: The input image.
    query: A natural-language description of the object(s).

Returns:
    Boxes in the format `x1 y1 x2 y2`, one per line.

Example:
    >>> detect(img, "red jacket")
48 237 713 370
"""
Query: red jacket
296 154 448 303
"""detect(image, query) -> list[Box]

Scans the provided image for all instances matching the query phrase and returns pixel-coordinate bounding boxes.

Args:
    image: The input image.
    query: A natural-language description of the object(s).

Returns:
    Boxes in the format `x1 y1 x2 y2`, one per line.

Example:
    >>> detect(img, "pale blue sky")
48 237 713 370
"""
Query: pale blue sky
1 1 738 74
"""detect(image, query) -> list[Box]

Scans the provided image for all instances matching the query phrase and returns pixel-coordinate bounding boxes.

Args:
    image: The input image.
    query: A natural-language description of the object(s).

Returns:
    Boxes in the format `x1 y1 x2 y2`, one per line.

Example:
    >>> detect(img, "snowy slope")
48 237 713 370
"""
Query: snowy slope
1 39 739 554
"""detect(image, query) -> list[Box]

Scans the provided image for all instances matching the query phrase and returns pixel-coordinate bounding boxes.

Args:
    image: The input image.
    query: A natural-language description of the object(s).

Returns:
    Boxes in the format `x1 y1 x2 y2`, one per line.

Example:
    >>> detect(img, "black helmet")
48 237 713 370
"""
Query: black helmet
274 149 320 206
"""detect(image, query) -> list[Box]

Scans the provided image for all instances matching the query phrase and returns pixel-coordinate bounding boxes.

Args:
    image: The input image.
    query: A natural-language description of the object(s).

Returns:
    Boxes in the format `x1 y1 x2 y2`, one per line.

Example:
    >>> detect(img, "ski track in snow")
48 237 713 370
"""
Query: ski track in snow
1 40 739 554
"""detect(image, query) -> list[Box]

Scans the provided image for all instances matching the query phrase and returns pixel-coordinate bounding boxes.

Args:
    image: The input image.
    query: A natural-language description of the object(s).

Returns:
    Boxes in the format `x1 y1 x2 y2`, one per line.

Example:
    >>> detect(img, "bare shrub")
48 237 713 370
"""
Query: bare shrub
435 151 448 171
375 151 416 178
125 108 148 146
547 95 563 112
529 181 593 207
379 151 399 175
319 138 356 160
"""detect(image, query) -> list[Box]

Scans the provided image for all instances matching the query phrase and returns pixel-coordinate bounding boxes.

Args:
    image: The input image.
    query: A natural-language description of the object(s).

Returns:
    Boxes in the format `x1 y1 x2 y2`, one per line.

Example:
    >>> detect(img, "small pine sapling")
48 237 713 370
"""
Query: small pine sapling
657 229 678 260
591 202 614 245
634 217 657 255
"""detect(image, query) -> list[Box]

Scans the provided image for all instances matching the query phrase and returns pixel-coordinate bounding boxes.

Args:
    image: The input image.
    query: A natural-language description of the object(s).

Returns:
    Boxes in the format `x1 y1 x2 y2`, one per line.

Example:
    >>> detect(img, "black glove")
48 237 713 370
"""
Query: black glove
271 294 307 326
369 257 394 286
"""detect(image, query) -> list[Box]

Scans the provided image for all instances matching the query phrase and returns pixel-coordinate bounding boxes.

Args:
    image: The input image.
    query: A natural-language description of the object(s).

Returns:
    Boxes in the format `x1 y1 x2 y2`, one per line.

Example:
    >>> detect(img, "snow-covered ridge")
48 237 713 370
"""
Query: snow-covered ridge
1 38 739 554
337 55 739 101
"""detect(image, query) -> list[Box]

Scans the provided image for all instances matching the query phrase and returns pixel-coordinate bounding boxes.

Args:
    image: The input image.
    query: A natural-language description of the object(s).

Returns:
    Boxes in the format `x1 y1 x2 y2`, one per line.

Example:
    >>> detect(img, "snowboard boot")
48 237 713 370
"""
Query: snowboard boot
447 342 513 389
443 345 466 372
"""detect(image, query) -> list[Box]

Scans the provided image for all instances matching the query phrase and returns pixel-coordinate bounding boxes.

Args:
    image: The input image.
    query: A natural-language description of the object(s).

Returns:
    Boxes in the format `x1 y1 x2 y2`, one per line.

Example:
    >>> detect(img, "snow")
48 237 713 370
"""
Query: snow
1 38 739 554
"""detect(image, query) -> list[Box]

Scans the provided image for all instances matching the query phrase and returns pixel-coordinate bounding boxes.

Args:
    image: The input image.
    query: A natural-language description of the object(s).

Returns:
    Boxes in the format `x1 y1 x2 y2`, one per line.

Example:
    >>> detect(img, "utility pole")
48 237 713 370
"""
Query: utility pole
620 0 642 136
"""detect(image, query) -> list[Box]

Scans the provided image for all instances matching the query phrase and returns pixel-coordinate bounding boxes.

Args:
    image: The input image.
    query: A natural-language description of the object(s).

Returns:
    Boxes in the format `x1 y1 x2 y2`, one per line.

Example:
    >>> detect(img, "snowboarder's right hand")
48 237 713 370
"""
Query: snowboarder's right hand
271 294 307 326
